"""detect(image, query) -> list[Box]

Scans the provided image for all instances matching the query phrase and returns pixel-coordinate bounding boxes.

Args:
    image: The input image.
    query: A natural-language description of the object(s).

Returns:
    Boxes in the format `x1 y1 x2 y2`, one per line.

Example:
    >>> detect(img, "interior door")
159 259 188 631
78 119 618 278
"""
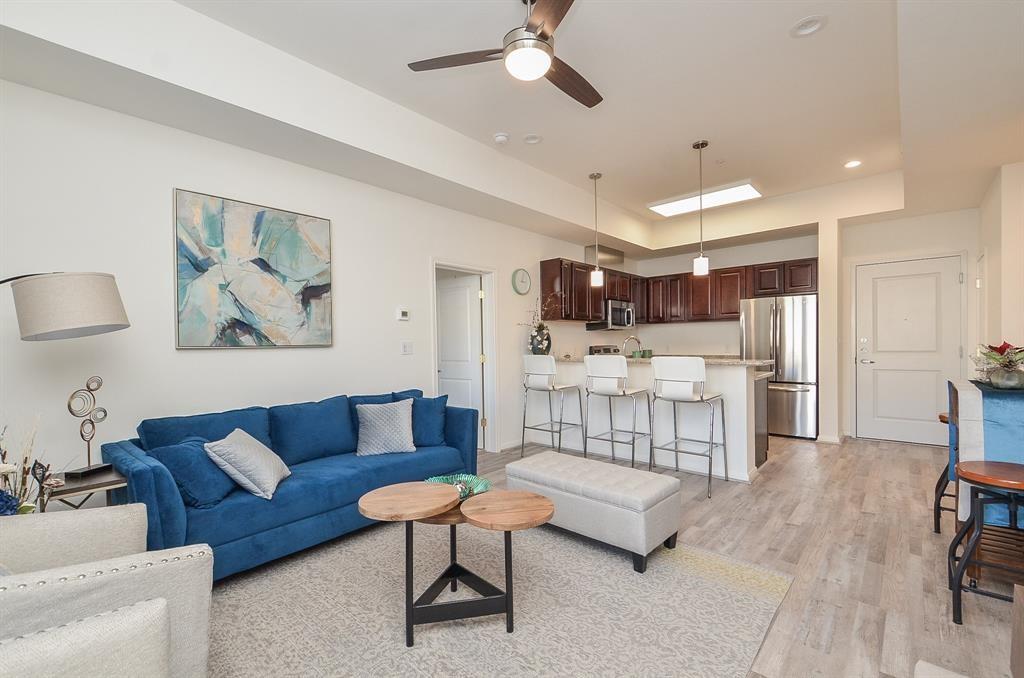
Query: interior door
855 256 962 445
436 273 484 424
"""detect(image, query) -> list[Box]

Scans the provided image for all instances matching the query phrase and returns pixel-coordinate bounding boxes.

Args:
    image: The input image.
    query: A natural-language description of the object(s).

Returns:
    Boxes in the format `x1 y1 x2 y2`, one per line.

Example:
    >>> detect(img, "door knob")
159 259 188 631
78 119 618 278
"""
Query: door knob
859 359 876 364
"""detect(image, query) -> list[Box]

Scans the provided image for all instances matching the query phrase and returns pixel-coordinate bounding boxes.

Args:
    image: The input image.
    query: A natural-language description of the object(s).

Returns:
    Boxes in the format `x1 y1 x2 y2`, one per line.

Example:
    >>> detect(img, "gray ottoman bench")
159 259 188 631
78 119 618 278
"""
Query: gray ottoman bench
505 452 681 572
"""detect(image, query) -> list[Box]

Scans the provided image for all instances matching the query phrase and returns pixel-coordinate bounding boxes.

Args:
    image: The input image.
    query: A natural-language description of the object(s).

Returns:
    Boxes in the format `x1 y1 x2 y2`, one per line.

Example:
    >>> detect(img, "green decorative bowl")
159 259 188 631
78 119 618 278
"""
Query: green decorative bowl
425 473 491 500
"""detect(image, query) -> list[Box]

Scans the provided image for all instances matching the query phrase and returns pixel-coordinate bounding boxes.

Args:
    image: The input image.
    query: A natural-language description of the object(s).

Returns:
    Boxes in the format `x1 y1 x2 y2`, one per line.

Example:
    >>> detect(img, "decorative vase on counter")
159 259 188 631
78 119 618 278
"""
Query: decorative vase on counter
990 367 1024 389
529 323 551 355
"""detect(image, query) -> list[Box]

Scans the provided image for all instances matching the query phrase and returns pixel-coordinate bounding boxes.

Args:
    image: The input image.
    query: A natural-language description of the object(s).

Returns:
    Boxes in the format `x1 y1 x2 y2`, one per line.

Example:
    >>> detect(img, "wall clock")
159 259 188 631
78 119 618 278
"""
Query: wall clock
512 268 532 295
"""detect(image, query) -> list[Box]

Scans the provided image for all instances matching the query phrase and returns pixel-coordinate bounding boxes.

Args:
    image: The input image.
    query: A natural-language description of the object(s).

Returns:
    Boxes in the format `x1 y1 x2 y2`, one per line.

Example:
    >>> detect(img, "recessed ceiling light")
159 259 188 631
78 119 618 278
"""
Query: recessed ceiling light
493 132 510 145
648 182 762 218
844 159 862 169
790 15 827 38
523 134 543 145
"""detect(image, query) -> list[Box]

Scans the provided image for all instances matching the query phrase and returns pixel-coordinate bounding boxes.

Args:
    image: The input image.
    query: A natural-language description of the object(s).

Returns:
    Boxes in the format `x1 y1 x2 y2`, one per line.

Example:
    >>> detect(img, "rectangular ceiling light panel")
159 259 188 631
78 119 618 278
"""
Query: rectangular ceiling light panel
649 183 762 217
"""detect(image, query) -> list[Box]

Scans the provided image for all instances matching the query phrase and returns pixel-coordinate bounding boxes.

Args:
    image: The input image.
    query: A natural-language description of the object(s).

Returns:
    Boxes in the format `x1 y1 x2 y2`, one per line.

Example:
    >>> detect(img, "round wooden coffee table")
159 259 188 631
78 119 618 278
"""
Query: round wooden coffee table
358 483 553 645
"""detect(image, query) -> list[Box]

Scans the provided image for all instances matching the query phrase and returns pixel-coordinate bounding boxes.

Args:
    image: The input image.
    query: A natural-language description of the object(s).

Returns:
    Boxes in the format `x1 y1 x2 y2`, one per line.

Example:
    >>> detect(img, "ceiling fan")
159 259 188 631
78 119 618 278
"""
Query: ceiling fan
407 0 602 108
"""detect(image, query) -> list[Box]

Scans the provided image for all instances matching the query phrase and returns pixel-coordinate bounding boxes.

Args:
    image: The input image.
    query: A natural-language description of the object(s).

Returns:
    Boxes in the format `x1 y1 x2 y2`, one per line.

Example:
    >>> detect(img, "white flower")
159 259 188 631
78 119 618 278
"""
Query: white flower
0 463 17 475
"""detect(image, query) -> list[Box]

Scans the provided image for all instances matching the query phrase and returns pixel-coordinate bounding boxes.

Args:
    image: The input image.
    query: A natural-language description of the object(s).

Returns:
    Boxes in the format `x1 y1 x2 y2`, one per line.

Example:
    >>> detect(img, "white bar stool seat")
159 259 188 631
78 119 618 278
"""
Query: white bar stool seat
649 356 729 497
521 355 583 456
582 355 651 468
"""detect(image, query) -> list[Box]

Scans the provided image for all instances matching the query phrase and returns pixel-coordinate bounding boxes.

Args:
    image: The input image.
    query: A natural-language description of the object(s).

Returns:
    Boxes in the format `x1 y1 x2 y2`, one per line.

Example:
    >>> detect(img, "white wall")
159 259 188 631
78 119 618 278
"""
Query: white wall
980 174 1004 344
0 82 600 470
632 235 819 355
839 208 980 436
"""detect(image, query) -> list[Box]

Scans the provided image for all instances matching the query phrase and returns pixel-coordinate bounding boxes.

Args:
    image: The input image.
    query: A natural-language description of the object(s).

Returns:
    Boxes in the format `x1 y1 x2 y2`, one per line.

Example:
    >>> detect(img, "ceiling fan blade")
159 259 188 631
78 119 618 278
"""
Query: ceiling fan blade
545 57 602 108
526 0 575 39
408 49 502 72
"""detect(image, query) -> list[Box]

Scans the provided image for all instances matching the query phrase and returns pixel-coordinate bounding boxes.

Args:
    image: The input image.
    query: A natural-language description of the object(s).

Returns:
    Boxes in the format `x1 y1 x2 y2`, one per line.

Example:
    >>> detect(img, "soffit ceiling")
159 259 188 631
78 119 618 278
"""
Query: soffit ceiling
178 0 904 219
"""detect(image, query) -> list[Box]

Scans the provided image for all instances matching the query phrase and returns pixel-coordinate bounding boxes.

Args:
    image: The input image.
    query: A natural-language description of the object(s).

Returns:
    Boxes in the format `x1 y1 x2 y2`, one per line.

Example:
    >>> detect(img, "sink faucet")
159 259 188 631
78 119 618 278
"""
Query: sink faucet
622 335 643 355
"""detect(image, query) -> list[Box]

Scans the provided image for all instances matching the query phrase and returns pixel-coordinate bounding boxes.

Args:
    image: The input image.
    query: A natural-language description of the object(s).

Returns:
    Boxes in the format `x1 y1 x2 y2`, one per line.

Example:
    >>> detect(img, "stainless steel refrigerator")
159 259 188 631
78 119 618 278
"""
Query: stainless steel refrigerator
740 295 818 439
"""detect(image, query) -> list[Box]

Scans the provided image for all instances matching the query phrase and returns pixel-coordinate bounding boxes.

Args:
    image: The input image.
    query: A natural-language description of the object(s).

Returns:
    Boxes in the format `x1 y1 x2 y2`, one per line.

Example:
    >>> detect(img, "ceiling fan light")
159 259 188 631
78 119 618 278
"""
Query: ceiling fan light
504 45 552 81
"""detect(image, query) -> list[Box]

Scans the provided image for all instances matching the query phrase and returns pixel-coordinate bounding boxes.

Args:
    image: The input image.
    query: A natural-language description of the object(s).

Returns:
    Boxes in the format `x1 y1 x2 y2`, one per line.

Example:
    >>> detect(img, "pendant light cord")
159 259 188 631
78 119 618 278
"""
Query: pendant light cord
593 171 598 272
698 143 704 257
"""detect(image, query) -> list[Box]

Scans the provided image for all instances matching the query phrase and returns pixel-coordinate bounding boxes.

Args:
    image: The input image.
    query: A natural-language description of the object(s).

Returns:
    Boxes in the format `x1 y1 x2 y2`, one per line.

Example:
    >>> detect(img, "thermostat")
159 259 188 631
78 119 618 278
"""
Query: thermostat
396 307 410 321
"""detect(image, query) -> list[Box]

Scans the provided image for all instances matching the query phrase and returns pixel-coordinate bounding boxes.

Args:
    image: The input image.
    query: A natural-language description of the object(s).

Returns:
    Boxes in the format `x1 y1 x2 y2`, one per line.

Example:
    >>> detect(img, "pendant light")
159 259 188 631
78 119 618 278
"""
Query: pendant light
589 172 604 287
693 140 710 276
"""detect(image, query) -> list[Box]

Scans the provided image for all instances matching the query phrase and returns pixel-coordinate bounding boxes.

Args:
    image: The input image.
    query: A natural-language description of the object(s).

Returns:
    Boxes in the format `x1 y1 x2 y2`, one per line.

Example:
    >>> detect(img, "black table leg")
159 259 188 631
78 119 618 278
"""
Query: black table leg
505 530 514 633
405 520 414 647
450 524 458 592
952 488 984 625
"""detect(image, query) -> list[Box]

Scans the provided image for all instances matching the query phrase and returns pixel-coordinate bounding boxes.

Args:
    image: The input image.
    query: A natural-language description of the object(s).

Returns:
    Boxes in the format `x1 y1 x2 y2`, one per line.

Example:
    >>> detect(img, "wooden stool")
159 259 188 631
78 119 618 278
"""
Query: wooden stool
947 461 1024 624
933 410 957 533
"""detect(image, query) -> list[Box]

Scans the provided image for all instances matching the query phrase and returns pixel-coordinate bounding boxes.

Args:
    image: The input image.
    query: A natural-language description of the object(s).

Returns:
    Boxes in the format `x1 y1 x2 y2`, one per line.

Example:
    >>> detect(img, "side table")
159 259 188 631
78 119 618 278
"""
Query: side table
43 468 127 511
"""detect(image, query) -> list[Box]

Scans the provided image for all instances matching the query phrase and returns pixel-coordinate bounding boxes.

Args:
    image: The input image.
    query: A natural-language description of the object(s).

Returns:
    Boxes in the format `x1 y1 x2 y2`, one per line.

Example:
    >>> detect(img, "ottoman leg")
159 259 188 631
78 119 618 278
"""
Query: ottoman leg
664 532 678 549
632 553 647 573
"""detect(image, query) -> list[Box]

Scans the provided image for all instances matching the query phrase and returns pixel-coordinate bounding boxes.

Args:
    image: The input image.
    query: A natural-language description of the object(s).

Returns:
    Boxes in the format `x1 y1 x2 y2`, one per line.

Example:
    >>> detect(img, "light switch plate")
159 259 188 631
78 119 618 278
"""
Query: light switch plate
400 340 414 355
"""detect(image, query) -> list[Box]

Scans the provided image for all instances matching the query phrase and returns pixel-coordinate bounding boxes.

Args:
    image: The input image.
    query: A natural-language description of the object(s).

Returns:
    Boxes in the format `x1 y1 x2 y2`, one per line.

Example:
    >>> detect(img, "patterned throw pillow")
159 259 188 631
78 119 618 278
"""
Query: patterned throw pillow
355 399 416 456
204 428 291 500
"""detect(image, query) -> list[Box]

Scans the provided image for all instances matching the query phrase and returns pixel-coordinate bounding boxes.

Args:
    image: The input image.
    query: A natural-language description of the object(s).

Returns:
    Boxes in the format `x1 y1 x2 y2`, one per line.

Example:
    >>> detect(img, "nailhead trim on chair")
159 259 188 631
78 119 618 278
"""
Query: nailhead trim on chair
0 548 210 592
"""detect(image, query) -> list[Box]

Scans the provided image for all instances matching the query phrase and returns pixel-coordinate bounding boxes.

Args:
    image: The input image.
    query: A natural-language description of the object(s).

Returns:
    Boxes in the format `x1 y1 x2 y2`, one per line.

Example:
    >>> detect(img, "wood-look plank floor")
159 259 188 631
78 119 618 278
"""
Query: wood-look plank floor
477 437 1014 678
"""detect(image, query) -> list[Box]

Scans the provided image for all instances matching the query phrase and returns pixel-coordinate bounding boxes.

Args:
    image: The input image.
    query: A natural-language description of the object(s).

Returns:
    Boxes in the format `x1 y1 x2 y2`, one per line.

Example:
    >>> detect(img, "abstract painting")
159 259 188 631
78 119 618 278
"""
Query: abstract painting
175 189 332 348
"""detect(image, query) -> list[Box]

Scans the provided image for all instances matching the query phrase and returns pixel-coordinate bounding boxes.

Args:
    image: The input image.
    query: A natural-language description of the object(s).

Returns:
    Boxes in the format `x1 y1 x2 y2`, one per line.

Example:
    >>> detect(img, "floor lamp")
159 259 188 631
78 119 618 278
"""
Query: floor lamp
2 272 130 477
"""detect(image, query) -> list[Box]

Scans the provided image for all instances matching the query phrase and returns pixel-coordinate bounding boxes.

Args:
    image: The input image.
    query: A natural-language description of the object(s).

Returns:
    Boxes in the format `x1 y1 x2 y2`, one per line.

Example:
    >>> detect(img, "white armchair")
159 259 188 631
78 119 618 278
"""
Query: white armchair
0 504 213 678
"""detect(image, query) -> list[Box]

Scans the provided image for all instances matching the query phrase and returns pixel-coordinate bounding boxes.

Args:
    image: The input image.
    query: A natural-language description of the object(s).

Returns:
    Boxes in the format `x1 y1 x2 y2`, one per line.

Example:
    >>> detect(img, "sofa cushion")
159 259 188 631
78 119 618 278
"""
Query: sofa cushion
392 389 424 400
146 437 235 508
393 393 447 447
185 445 465 546
204 429 291 500
355 399 416 456
348 393 393 423
138 406 271 451
269 395 356 464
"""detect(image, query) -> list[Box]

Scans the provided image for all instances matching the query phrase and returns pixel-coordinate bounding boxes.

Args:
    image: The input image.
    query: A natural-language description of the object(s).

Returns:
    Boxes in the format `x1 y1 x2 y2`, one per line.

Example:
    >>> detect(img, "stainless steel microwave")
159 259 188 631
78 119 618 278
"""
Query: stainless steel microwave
586 300 636 331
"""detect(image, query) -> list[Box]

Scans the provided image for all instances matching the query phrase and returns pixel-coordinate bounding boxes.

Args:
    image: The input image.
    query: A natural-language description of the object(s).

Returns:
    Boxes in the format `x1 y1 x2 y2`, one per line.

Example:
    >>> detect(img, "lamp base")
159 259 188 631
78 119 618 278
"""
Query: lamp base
64 462 113 480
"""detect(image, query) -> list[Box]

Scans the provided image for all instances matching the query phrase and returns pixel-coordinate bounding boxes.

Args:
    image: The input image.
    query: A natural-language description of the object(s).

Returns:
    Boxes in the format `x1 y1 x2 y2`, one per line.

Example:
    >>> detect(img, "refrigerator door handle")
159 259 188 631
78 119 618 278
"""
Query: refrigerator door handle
768 384 812 393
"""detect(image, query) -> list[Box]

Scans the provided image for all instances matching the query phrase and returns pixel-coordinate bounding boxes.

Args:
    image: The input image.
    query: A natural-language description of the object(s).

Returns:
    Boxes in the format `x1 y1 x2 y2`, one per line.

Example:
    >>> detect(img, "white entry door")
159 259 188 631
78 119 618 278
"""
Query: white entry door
855 256 963 445
436 273 484 425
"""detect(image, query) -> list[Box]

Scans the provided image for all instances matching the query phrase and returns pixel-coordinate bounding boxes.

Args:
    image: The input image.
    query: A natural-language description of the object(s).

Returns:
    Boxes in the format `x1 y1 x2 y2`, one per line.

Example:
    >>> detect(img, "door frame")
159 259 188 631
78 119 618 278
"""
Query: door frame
430 259 499 454
848 250 968 441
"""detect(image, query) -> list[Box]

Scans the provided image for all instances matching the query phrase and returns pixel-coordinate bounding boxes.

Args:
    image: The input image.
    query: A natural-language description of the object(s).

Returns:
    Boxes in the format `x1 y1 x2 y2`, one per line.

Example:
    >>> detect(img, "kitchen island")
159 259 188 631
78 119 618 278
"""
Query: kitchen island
524 356 773 484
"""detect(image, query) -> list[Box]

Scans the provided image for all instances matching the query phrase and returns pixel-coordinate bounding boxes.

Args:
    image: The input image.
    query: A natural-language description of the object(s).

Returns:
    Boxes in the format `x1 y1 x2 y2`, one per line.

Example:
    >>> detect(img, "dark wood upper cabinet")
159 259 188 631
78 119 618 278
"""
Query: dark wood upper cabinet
784 258 818 294
648 276 667 323
713 267 746 319
667 274 685 322
571 262 594 320
631 276 648 323
748 262 785 297
683 272 714 321
542 256 814 323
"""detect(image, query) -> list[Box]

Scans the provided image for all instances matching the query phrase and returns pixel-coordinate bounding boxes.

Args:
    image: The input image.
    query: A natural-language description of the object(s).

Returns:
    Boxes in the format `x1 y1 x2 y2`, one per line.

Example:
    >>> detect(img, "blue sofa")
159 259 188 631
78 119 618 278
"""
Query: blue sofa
102 390 477 580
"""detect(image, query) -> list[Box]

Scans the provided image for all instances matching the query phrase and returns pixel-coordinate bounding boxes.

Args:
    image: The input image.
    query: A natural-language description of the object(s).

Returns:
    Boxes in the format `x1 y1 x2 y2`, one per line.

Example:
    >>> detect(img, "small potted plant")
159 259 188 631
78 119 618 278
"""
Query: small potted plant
0 425 63 515
971 341 1024 389
520 296 559 355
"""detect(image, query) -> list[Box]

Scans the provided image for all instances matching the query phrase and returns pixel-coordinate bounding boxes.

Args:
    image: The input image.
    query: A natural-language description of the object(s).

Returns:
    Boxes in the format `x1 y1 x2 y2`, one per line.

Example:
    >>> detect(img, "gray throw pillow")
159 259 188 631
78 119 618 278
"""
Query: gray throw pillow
204 428 290 499
356 399 416 456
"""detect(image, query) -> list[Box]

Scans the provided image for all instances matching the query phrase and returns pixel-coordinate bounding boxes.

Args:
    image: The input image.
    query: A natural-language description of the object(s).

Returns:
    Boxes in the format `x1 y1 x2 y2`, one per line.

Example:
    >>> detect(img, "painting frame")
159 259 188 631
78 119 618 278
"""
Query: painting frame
174 188 333 349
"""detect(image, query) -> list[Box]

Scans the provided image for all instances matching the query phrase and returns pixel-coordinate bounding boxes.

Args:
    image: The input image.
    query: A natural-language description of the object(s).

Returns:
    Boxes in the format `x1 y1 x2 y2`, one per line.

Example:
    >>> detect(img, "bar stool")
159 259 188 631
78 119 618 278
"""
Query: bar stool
649 356 729 498
520 355 583 457
582 355 651 468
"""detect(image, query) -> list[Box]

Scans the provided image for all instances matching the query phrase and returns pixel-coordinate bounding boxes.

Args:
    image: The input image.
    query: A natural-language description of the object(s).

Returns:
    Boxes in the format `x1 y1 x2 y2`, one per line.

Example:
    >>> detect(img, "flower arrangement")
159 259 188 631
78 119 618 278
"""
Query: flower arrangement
971 342 1024 389
519 296 560 355
0 425 63 515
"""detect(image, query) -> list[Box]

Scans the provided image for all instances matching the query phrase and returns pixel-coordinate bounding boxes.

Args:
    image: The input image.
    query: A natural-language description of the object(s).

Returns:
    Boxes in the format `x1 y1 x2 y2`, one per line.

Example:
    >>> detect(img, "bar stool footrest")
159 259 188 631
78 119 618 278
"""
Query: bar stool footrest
524 421 582 433
587 429 651 444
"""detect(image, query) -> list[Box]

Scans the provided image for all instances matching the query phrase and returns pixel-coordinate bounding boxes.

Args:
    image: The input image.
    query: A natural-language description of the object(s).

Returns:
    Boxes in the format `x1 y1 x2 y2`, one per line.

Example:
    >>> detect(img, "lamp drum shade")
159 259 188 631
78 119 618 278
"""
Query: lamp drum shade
11 272 130 341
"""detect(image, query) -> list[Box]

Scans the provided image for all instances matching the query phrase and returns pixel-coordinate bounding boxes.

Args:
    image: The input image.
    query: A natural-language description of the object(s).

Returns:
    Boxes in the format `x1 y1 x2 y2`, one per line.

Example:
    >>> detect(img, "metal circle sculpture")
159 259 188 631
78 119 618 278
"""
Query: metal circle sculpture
67 376 107 467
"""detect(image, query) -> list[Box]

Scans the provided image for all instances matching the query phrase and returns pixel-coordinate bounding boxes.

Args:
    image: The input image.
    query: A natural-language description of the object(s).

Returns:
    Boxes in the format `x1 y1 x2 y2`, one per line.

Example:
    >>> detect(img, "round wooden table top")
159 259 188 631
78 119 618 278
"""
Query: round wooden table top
358 482 460 522
956 461 1024 492
460 489 554 532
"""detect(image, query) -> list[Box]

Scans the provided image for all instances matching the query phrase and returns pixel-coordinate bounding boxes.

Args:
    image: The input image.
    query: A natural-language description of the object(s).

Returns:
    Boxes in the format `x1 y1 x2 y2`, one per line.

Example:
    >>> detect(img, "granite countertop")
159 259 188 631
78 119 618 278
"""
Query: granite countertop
554 355 775 367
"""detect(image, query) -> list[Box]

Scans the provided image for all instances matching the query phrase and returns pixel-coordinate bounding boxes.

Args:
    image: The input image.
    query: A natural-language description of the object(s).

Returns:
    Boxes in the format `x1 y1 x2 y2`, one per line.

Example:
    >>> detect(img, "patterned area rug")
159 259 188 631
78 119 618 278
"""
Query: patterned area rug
210 523 791 677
